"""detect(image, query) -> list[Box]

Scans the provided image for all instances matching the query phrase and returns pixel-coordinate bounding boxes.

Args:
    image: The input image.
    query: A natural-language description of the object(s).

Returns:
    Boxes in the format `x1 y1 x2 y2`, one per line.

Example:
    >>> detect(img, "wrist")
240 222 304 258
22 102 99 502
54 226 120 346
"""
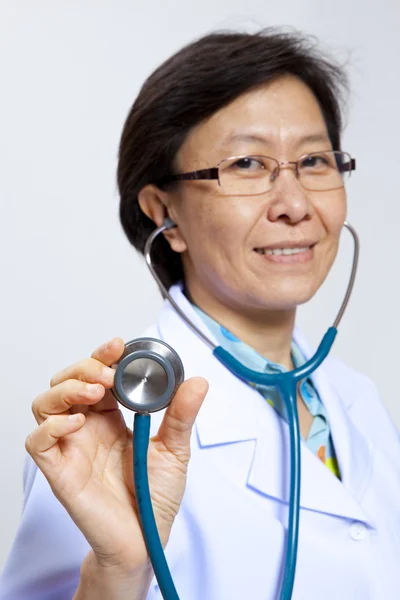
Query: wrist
73 551 153 600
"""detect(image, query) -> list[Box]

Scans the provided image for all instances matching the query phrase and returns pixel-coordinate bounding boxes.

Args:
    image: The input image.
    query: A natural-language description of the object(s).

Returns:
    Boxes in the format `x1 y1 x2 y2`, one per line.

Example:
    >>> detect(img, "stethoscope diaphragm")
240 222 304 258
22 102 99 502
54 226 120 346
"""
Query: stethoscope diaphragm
112 337 184 413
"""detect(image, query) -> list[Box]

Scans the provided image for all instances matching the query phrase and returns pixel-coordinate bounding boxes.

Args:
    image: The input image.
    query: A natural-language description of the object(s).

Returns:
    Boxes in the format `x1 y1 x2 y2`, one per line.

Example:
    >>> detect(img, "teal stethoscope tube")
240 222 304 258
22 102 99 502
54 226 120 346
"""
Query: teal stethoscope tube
214 326 337 599
134 413 180 600
131 219 358 600
133 327 337 600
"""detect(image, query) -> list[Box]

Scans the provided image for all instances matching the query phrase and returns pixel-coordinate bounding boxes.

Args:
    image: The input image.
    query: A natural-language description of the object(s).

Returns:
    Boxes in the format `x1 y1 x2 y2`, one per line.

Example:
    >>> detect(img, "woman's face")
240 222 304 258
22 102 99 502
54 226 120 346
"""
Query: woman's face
155 75 346 314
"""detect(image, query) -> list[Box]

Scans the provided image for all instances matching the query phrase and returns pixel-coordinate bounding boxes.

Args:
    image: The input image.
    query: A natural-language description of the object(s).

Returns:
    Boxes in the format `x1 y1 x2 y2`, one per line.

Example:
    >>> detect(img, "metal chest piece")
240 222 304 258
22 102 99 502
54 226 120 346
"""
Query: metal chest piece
111 338 184 413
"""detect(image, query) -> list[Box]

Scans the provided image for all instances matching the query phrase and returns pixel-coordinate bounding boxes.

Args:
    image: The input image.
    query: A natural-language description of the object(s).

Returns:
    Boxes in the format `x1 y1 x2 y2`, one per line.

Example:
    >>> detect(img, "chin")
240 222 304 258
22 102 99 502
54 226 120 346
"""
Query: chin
249 281 319 312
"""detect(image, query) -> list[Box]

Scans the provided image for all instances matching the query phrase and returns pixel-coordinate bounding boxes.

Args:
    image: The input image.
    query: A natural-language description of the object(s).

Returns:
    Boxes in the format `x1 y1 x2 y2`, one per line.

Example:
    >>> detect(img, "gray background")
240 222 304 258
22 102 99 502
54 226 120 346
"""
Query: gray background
1 0 399 571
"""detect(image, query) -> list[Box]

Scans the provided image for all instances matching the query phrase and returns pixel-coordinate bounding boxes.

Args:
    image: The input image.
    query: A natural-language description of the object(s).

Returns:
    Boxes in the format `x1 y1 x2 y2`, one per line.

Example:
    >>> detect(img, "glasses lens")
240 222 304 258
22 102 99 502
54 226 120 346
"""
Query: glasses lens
298 151 352 191
218 156 278 196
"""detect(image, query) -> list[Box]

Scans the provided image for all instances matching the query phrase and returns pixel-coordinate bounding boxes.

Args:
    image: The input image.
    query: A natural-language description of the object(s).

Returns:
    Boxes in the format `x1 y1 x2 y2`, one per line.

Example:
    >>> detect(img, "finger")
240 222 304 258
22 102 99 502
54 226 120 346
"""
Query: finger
156 377 209 457
50 357 116 389
91 337 125 366
84 389 120 414
25 413 85 464
32 380 106 424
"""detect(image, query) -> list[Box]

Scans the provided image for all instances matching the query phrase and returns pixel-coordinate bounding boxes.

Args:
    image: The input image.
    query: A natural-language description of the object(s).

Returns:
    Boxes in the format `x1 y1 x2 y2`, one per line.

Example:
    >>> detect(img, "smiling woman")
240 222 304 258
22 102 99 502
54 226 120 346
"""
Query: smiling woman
138 76 348 323
1 27 399 600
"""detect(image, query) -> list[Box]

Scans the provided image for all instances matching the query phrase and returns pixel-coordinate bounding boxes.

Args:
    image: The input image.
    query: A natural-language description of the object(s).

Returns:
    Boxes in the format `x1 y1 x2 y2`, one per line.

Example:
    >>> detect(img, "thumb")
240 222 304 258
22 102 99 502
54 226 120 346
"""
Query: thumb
156 377 208 457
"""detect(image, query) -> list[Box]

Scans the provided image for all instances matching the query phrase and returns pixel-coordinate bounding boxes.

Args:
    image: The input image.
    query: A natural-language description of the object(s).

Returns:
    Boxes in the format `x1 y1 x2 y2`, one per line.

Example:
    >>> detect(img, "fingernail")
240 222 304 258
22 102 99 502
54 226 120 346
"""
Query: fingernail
103 339 113 352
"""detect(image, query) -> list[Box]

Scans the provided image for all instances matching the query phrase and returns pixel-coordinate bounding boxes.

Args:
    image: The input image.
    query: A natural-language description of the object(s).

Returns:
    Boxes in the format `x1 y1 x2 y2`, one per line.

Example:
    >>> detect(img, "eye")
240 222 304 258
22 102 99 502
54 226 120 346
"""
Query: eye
300 154 331 169
230 157 265 171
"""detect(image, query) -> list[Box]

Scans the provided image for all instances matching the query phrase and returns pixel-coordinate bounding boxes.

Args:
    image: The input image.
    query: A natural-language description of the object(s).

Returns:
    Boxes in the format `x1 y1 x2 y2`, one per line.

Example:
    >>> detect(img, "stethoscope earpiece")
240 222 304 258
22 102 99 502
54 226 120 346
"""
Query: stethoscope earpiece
112 338 184 413
163 217 176 229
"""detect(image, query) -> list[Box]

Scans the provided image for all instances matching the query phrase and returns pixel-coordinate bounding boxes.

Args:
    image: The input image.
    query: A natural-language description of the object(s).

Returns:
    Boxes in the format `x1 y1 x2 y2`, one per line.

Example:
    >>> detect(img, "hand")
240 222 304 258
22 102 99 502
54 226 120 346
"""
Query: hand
26 338 208 576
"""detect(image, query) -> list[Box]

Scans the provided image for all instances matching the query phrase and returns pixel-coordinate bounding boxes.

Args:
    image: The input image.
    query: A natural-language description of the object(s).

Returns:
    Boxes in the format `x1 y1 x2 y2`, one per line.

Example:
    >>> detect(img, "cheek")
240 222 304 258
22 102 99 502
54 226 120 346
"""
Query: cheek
316 190 347 237
316 198 347 283
179 191 255 254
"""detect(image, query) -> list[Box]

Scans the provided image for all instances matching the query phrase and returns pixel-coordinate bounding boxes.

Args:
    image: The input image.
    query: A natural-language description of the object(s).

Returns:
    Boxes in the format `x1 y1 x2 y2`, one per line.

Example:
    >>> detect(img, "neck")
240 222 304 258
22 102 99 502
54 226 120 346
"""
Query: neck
185 282 296 370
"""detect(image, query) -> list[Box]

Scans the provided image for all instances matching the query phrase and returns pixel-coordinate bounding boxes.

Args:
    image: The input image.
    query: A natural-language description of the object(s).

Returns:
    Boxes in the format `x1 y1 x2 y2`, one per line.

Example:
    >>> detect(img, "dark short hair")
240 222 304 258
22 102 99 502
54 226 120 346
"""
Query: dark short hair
117 28 348 289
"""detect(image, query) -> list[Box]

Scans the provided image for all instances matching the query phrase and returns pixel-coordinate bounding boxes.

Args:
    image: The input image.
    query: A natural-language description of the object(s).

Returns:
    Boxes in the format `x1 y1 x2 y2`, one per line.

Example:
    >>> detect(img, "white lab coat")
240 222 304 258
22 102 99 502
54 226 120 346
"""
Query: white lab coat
1 283 400 600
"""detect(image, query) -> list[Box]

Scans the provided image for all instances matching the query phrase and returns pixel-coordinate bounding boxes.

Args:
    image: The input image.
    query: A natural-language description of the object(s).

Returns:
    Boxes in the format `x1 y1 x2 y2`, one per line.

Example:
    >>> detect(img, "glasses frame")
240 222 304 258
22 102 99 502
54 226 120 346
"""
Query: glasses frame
158 151 356 195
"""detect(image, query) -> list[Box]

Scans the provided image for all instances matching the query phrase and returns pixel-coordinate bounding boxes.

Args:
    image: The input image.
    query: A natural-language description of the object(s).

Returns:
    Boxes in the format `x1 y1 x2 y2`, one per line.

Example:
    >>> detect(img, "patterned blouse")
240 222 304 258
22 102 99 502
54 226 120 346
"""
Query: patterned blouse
193 304 341 479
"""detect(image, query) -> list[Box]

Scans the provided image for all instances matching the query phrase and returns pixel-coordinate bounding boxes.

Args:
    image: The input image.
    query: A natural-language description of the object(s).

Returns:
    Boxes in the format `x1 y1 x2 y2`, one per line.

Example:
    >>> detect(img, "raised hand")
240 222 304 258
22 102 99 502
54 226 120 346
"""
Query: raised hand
25 338 208 583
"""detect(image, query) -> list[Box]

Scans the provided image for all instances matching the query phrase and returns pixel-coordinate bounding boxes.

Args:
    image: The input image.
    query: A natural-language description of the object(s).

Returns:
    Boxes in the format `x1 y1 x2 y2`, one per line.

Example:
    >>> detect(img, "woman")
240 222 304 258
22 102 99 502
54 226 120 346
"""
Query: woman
1 29 399 600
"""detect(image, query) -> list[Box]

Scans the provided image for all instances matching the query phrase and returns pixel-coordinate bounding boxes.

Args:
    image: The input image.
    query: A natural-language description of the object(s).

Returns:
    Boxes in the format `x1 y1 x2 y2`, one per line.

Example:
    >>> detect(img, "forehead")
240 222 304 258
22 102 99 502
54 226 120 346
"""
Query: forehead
176 75 330 166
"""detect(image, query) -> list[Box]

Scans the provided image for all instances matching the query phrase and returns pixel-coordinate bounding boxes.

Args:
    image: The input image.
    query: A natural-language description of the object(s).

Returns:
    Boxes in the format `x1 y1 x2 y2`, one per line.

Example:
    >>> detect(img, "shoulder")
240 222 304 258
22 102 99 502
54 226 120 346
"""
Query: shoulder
294 327 399 448
129 322 160 340
294 326 381 407
324 354 399 450
322 353 383 416
323 354 378 402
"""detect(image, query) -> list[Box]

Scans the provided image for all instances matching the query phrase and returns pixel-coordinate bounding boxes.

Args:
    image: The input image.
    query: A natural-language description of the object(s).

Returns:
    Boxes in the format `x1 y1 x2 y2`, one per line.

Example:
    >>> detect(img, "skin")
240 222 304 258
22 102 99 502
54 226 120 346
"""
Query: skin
26 340 208 600
139 75 347 368
139 75 347 439
26 75 346 598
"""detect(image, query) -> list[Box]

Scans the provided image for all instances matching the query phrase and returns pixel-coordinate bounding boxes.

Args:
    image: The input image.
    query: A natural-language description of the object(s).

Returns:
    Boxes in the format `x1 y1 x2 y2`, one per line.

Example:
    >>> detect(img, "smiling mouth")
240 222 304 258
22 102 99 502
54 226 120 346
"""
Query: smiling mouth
254 245 314 256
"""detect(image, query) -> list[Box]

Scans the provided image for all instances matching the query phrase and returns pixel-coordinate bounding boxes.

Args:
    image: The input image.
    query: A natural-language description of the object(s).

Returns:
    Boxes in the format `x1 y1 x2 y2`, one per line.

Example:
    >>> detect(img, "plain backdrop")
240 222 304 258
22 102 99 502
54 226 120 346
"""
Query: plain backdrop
1 0 399 572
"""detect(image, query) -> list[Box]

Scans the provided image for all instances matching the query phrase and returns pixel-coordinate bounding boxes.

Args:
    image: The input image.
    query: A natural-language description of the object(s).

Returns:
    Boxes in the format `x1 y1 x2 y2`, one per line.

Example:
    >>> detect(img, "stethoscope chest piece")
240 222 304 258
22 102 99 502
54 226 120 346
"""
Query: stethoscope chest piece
112 337 184 413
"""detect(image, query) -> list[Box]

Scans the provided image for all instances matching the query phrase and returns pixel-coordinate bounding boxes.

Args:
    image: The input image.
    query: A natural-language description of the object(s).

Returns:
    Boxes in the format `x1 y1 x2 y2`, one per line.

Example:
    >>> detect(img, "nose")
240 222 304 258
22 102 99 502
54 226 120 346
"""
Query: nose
266 165 313 224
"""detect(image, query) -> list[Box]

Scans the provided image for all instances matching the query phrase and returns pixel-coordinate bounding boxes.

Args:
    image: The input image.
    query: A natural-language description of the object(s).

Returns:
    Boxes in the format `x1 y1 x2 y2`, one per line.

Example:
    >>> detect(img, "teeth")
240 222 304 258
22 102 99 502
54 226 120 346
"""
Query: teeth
256 247 310 256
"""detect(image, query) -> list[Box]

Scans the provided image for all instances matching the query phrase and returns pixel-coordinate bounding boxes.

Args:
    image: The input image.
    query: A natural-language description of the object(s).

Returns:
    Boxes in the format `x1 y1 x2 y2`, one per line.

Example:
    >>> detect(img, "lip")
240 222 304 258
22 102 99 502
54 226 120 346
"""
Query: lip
253 242 316 265
254 240 317 251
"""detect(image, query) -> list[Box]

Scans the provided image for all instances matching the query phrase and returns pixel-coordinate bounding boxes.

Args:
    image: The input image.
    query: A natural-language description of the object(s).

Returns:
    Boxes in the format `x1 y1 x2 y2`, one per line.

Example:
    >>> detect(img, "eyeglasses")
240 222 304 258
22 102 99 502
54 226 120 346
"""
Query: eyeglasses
159 151 356 195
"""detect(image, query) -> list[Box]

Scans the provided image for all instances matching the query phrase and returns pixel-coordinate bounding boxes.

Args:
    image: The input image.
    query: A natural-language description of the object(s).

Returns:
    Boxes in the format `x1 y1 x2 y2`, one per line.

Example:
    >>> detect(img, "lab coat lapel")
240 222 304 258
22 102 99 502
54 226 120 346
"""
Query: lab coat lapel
294 329 375 512
156 285 374 525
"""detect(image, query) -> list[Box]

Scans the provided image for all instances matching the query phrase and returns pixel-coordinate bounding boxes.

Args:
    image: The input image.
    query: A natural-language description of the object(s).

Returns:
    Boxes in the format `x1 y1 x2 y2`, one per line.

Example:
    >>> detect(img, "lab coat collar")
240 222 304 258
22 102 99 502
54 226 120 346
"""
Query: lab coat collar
156 284 375 526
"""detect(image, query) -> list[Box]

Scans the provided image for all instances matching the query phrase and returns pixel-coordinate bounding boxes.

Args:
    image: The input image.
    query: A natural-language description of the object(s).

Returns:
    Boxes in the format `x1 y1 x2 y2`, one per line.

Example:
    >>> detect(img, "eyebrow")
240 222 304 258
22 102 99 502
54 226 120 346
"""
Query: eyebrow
222 132 331 147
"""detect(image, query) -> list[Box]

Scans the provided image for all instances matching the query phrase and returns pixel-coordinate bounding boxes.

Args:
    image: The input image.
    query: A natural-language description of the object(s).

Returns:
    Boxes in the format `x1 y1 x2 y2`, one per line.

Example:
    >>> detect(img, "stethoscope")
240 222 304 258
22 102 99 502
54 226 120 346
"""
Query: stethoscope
111 218 360 600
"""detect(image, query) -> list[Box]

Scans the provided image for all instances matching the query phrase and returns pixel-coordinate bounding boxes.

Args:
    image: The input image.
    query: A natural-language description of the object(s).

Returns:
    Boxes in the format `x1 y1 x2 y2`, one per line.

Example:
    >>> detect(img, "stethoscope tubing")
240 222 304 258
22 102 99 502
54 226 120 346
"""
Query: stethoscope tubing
133 413 180 600
280 378 301 600
132 327 337 600
145 221 359 347
128 221 358 600
213 326 337 599
133 403 299 600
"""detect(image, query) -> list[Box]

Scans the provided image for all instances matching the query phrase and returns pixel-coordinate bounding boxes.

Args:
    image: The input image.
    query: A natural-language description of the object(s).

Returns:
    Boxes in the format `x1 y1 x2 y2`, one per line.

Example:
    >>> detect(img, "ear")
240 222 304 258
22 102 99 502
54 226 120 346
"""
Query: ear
138 184 187 253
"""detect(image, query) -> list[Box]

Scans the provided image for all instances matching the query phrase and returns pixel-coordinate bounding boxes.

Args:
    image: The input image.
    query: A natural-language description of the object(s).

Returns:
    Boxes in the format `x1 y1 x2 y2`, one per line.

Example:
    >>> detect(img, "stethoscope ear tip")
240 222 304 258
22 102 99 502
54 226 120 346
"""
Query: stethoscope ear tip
163 217 177 229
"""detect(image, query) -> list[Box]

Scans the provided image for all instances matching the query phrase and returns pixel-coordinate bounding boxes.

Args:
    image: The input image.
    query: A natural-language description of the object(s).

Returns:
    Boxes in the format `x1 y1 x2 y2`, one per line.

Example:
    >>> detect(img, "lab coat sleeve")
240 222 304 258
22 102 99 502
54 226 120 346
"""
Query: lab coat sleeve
0 455 91 600
0 394 165 600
